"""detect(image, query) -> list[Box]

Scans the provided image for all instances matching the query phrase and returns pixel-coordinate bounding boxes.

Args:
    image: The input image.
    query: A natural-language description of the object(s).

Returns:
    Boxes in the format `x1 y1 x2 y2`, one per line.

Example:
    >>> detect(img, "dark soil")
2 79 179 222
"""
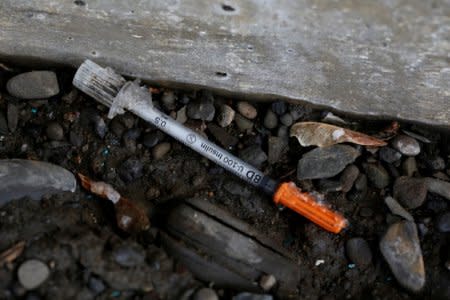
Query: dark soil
0 65 449 300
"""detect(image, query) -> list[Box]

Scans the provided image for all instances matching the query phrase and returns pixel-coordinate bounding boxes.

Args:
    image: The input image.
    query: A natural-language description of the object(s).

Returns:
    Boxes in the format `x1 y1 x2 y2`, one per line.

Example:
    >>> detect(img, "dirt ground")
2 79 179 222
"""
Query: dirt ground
0 65 449 299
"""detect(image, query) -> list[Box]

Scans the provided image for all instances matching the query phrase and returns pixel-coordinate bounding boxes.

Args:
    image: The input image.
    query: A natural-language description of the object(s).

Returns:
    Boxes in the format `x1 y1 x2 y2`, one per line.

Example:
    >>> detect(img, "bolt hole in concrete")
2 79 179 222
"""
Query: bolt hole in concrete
74 0 85 6
221 4 235 11
215 71 228 78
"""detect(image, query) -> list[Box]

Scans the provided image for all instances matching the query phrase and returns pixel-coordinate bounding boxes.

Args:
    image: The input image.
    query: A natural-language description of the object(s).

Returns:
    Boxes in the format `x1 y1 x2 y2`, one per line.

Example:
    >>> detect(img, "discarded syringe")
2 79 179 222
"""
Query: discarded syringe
73 60 348 234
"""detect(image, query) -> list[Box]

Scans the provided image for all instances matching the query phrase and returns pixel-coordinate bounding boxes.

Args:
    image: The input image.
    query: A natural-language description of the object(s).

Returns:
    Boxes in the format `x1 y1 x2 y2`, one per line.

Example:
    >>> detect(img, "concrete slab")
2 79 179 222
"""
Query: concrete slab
0 0 449 128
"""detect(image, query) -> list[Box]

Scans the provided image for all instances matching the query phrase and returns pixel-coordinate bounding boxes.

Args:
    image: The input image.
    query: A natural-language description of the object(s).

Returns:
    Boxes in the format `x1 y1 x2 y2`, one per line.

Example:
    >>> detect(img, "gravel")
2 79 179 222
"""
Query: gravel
391 135 421 156
364 163 390 189
393 177 427 209
236 101 257 119
192 288 219 300
152 142 171 160
435 212 450 232
217 104 235 127
263 109 278 129
239 145 268 169
234 113 254 132
259 274 277 291
385 196 414 221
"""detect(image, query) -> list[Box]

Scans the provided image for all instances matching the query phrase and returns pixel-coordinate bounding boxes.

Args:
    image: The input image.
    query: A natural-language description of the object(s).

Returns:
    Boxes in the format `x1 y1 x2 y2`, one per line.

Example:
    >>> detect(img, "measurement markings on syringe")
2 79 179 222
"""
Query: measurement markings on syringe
199 142 262 184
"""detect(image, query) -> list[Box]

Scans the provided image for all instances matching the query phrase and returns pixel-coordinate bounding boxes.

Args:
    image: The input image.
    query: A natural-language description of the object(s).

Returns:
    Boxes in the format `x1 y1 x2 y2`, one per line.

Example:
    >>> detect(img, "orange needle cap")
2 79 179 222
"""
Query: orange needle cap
273 182 348 234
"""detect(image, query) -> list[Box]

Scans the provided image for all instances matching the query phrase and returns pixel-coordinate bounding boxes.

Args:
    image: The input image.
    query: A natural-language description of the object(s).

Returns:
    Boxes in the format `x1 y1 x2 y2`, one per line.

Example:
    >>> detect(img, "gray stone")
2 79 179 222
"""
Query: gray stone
7 103 18 133
234 113 253 132
88 276 105 294
216 104 235 127
118 158 143 182
425 156 446 171
340 165 360 193
379 221 425 292
297 145 360 180
161 91 176 110
271 101 287 116
143 131 162 148
152 142 171 160
236 101 257 119
233 293 273 300
7 71 59 99
393 177 427 209
424 177 450 201
192 288 218 300
239 145 267 169
176 105 188 124
187 98 215 121
259 274 277 291
263 109 278 129
435 212 450 232
46 122 64 141
0 159 76 206
113 244 146 267
279 113 293 127
379 147 402 163
391 135 421 156
277 125 289 140
364 163 390 189
207 123 238 150
18 260 50 290
268 136 288 164
385 196 414 221
345 237 372 266
402 157 418 177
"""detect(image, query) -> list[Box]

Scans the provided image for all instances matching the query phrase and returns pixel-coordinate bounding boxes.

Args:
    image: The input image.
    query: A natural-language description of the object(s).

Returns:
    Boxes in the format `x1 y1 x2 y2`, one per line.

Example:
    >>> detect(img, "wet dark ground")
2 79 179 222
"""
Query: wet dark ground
0 65 449 299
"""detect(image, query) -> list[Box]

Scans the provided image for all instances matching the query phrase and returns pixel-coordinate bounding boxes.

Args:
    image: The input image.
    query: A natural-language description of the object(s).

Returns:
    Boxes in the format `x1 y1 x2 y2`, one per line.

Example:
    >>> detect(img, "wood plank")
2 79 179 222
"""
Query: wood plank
0 0 449 128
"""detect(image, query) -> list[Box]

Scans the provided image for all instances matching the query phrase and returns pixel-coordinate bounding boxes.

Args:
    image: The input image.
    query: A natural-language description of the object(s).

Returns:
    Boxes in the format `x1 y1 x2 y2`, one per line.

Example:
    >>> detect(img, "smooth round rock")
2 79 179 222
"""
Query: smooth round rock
393 176 427 209
236 101 257 119
18 260 50 290
46 122 64 141
364 163 390 189
217 104 235 127
436 212 450 232
7 71 60 99
234 113 254 132
271 101 287 115
161 91 176 110
379 147 402 163
391 135 421 156
280 113 293 126
192 288 219 300
259 274 277 291
263 109 278 129
152 142 171 160
346 237 372 266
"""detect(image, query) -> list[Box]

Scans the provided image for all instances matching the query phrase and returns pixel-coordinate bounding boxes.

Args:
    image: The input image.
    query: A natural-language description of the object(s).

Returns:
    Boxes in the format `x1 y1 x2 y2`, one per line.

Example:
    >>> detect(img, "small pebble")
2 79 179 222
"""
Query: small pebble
277 125 289 140
268 136 288 164
239 145 267 169
161 91 176 110
391 135 421 156
271 101 287 115
234 113 253 132
345 238 372 266
46 122 64 141
186 94 215 121
217 104 235 127
88 276 105 294
402 157 418 177
263 109 278 129
110 117 126 138
259 274 277 291
340 165 360 193
208 123 238 149
152 142 171 160
436 212 450 232
425 156 446 171
393 177 427 209
93 116 107 139
18 260 50 290
379 147 402 163
364 163 390 189
113 244 146 267
233 292 273 300
192 288 219 300
118 158 143 183
236 101 257 119
7 71 59 99
280 113 293 127
143 131 163 148
385 196 414 221
7 103 19 133
176 106 188 124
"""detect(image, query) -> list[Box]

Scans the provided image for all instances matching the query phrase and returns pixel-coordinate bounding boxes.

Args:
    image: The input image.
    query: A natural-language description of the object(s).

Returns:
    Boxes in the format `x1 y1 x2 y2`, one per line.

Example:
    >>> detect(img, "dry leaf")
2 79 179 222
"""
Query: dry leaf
78 173 150 233
0 241 25 267
290 122 387 147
